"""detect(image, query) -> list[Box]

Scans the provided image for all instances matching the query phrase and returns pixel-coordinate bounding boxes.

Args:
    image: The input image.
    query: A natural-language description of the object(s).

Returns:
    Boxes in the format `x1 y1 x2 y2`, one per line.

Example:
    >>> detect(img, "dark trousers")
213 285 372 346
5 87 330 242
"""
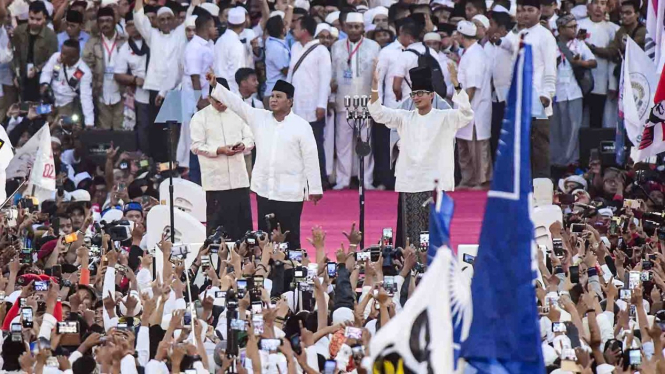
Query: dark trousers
372 122 395 189
21 76 40 102
584 93 606 129
256 194 304 250
490 101 506 163
532 118 551 178
206 188 253 241
148 90 177 162
189 152 201 185
135 101 150 156
310 119 326 186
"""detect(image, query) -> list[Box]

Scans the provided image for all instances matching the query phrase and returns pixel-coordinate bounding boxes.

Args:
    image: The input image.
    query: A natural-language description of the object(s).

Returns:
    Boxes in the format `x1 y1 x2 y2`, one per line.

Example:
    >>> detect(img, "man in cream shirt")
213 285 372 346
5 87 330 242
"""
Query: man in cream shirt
190 78 254 240
368 64 473 248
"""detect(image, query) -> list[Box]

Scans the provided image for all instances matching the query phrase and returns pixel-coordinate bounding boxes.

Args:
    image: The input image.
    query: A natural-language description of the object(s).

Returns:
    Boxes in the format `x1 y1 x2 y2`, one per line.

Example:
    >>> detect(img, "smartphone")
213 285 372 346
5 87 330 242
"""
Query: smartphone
610 217 620 235
251 302 262 314
253 314 264 335
552 322 566 332
19 248 32 265
259 338 281 351
19 102 30 113
139 159 149 168
324 360 337 374
641 271 653 282
463 253 475 264
620 289 632 300
51 264 62 278
384 275 397 296
345 326 363 339
117 322 128 330
290 334 302 355
21 307 33 328
419 231 429 252
11 323 21 333
577 28 587 40
293 267 305 279
552 238 564 257
201 255 211 271
288 250 303 262
355 251 371 261
629 348 641 367
571 223 585 233
569 266 579 284
35 104 52 115
327 262 337 277
34 280 49 292
158 162 174 172
57 321 79 334
382 227 393 246
643 260 653 270
183 310 192 328
629 271 641 289
64 232 78 244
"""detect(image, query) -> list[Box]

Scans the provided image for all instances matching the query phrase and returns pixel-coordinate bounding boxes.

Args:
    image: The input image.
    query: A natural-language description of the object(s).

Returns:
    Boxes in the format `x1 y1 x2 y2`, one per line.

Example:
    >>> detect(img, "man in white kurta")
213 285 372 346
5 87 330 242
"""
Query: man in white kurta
368 65 473 248
214 7 247 94
190 78 254 240
456 20 492 189
330 12 380 190
209 77 323 250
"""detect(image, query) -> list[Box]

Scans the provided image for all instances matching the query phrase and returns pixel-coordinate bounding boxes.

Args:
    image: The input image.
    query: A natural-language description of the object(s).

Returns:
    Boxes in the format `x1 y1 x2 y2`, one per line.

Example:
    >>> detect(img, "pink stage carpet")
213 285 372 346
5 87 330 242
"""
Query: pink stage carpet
250 190 488 256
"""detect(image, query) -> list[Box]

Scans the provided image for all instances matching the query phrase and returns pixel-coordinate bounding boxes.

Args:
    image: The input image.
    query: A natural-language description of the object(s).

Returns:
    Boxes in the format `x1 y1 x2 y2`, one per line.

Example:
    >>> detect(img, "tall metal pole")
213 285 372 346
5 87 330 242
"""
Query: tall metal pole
166 121 176 243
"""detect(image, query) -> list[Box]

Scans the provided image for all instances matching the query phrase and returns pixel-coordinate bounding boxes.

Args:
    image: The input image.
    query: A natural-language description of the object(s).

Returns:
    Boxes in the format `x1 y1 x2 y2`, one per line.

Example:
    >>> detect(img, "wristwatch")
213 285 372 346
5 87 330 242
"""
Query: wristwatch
454 83 462 90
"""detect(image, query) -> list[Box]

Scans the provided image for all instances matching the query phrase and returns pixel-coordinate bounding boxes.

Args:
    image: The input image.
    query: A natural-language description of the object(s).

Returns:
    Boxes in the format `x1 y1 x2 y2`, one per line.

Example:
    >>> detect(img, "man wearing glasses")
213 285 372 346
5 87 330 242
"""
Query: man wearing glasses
368 64 473 248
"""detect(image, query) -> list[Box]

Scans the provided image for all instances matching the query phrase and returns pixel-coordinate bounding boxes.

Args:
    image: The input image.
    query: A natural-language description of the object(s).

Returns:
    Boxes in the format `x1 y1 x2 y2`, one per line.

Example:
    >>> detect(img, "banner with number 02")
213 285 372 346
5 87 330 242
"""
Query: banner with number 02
29 125 56 191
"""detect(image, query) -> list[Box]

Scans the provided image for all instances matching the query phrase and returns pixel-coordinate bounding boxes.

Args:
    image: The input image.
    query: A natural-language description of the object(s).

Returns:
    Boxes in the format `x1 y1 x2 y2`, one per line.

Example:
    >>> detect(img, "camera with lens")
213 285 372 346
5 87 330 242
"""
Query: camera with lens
380 245 403 276
238 230 266 248
205 226 228 253
100 220 132 242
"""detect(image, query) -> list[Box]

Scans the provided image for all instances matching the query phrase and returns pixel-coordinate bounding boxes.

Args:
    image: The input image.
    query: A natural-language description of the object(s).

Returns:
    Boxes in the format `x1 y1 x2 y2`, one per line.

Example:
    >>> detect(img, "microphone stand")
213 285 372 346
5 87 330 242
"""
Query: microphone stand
344 95 371 249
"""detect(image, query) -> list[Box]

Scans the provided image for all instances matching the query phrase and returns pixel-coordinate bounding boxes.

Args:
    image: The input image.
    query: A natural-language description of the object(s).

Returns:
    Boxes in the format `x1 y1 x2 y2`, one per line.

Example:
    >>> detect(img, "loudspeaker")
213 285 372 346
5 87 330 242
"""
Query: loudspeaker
578 128 620 167
78 130 137 166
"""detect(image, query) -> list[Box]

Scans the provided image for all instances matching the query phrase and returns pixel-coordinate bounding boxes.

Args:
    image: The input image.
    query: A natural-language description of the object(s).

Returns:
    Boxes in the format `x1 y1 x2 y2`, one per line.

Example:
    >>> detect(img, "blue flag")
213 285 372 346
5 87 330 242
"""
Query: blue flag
460 45 544 374
427 191 454 265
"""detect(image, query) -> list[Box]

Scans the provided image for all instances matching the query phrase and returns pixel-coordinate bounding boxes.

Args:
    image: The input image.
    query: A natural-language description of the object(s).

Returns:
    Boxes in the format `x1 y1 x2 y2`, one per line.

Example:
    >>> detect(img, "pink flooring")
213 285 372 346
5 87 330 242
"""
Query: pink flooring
250 190 488 256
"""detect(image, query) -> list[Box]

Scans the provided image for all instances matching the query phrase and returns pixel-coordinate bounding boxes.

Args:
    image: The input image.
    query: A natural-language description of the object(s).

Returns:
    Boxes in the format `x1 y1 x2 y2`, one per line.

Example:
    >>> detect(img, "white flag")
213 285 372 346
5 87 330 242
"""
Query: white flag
623 37 659 146
369 248 471 373
0 125 13 171
5 125 56 191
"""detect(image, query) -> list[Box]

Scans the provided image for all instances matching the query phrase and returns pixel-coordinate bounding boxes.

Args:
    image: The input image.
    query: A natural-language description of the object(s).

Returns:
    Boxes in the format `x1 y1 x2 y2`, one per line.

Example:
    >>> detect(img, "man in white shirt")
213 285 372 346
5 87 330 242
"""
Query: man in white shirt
456 21 492 189
214 7 247 94
486 11 515 162
114 11 149 155
331 12 380 191
208 76 322 250
82 6 127 130
133 0 192 161
377 22 418 108
190 78 254 240
552 14 596 166
368 65 473 248
578 0 618 128
287 15 332 190
40 40 95 127
235 67 263 178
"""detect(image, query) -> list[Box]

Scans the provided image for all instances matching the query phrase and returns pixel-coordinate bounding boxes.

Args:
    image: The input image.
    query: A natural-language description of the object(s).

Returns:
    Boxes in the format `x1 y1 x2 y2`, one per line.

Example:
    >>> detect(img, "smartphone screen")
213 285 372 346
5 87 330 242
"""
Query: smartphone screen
382 227 393 246
21 308 33 327
629 349 641 365
324 360 336 374
569 266 579 284
327 262 337 277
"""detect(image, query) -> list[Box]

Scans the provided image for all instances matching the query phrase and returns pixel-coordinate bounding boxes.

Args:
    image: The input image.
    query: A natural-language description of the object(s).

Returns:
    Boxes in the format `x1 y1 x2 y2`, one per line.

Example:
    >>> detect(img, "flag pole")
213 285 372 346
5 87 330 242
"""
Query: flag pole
0 177 28 210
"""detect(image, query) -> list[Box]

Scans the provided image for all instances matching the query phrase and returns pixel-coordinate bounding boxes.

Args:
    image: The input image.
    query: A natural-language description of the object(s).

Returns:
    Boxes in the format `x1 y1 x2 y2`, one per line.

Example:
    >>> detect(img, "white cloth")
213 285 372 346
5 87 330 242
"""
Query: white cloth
287 39 332 122
211 84 323 201
183 35 214 99
133 8 187 93
214 29 247 94
577 18 619 95
368 89 474 192
331 37 380 111
0 28 12 65
113 39 149 104
555 39 595 102
376 40 409 108
456 42 491 141
100 33 122 105
484 41 514 102
190 104 255 191
39 53 94 126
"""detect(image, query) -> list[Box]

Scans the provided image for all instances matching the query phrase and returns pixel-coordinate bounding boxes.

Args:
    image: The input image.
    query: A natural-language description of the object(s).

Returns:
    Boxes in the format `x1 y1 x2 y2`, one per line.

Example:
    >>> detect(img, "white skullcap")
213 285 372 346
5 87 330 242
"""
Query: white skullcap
330 26 339 38
598 207 614 217
50 136 61 145
101 0 118 7
185 15 197 28
314 22 331 37
356 4 368 12
9 0 29 21
41 0 53 17
472 14 490 29
325 10 340 24
69 189 91 202
558 174 588 193
431 0 455 8
72 171 91 187
198 2 219 17
424 32 442 42
363 6 388 28
346 11 363 24
101 208 124 223
492 4 510 13
118 290 143 317
269 10 285 18
156 7 174 17
295 0 310 11
457 20 477 37
243 28 258 41
227 7 245 25
596 364 615 374
332 307 355 324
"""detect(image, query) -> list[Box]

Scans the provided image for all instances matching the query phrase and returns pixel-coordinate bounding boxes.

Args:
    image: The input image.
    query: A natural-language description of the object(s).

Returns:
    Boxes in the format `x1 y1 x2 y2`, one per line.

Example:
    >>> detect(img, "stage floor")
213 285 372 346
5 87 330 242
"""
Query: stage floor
249 189 488 256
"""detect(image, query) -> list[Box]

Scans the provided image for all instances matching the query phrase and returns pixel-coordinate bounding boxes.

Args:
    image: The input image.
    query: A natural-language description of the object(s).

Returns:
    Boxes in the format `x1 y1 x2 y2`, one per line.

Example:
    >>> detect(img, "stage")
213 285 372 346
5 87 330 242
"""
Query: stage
250 189 488 256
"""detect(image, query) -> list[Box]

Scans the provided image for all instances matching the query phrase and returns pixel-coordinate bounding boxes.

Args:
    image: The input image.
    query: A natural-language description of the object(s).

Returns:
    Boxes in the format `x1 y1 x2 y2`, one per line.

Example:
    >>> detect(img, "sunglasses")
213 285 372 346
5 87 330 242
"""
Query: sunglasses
409 90 431 98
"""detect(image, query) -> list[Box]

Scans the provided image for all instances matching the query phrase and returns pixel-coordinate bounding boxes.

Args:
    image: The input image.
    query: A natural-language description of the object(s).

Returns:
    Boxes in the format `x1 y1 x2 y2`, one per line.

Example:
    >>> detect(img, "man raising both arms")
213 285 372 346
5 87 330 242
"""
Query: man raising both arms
368 64 473 248
207 74 323 250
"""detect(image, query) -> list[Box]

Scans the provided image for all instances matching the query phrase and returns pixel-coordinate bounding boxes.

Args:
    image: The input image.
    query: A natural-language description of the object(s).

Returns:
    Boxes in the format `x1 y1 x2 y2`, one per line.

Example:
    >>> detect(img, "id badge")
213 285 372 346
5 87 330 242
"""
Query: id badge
104 66 114 78
342 69 353 84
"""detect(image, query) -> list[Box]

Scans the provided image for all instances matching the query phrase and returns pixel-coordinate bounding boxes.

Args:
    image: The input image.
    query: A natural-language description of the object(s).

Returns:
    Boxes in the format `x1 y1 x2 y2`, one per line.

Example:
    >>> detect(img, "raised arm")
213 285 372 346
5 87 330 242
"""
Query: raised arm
208 72 262 126
369 62 405 130
132 5 153 46
52 0 69 32
446 63 474 130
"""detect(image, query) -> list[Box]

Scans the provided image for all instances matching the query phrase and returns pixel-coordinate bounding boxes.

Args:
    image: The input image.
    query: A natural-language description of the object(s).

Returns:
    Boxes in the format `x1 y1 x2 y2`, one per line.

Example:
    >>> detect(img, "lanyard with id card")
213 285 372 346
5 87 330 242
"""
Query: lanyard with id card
343 39 363 84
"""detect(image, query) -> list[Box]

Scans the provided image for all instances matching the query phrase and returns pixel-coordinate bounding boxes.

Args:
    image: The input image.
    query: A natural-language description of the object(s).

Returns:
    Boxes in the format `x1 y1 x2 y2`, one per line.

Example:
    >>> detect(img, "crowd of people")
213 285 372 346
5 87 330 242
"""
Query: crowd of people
0 0 662 372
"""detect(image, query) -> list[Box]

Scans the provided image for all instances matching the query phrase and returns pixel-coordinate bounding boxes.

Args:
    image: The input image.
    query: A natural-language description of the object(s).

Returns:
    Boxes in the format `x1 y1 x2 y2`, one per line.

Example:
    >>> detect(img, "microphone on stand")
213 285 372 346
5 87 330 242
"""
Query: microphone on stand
352 95 360 108
360 95 369 108
344 95 351 108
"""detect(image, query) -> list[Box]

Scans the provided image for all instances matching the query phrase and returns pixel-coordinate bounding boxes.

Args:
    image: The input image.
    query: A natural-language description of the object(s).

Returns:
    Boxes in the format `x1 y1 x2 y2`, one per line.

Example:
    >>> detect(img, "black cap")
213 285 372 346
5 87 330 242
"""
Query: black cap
125 10 134 23
273 79 295 98
438 23 456 35
144 5 158 14
97 6 115 19
210 77 229 95
516 0 541 8
409 67 433 92
65 10 83 23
